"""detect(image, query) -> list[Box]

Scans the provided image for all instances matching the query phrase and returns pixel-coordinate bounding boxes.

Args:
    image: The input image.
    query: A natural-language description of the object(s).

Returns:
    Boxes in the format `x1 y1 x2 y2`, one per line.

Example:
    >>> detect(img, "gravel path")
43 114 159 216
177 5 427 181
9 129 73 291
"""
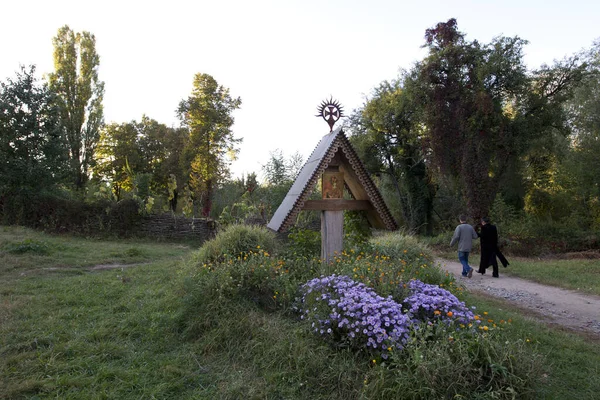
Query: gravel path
437 258 600 335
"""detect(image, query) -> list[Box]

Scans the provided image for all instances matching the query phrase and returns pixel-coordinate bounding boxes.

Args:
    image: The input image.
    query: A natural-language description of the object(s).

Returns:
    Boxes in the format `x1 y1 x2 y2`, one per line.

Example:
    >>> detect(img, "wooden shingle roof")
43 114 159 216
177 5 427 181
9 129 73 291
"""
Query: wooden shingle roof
267 128 398 233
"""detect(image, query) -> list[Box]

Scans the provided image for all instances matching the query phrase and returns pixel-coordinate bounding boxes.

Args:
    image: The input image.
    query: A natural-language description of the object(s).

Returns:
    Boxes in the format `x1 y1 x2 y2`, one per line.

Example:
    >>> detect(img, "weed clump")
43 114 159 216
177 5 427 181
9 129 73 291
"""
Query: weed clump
5 239 52 255
193 224 277 264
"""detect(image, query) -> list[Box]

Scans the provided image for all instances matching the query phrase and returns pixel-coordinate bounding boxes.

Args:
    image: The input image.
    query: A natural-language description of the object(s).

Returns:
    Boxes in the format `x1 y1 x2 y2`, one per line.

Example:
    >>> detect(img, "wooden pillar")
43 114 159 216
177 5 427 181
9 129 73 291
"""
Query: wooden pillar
321 166 344 265
321 210 343 265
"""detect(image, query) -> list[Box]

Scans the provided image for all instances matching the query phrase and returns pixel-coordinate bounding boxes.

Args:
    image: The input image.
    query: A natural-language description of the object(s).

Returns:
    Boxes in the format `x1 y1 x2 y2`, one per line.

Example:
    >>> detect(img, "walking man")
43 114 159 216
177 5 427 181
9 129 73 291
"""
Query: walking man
477 216 509 277
450 215 478 278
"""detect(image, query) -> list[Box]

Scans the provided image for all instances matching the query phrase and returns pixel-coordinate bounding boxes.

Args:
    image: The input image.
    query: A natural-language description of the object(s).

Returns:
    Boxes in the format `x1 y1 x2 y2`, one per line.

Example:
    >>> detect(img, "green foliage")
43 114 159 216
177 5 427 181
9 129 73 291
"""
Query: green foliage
367 231 450 287
369 231 432 264
180 250 320 325
548 41 600 231
348 19 585 226
0 65 69 195
329 246 455 297
365 322 543 399
5 239 52 255
286 228 321 258
347 79 435 235
0 192 142 236
193 224 277 264
178 73 242 217
94 122 140 199
218 191 263 225
261 149 303 185
93 118 188 210
211 178 248 221
343 210 372 250
490 194 520 227
48 25 104 189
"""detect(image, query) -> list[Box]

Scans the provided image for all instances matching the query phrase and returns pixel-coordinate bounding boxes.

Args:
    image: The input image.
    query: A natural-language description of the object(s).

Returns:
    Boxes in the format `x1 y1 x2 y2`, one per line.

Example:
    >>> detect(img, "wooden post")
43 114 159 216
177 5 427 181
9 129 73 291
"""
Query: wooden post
321 210 343 265
321 168 344 265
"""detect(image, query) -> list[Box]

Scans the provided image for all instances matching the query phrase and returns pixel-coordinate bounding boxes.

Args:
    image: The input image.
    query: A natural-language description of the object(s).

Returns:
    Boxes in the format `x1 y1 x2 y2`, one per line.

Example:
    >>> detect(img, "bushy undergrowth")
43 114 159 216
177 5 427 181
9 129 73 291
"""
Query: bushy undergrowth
0 191 142 236
286 227 321 258
365 323 543 399
425 215 599 257
328 249 455 296
179 224 544 399
193 224 278 264
4 238 53 255
369 231 432 263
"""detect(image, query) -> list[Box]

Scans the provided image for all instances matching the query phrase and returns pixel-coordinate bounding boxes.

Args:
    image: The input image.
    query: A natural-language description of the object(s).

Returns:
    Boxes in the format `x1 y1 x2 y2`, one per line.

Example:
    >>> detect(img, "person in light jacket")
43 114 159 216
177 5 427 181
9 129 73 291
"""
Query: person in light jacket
450 214 478 278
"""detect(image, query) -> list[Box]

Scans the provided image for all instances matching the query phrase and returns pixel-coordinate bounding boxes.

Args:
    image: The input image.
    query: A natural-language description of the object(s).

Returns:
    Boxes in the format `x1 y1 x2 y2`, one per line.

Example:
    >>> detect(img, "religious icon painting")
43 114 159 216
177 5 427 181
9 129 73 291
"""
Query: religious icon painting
322 172 344 199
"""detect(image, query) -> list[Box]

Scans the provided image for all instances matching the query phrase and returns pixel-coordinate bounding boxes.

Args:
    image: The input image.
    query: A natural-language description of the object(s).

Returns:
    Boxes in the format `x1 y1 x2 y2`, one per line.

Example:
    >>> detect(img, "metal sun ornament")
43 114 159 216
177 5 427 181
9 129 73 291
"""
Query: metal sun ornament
316 98 344 132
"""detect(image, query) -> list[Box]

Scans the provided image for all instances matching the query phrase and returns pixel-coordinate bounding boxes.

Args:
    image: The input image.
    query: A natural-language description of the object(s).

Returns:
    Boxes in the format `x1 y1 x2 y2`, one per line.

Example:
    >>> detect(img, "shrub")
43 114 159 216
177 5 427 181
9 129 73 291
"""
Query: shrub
295 275 412 358
181 248 321 324
343 210 372 250
193 224 277 264
5 239 52 255
295 275 543 399
368 231 432 265
398 279 475 325
346 232 454 288
329 250 458 299
286 227 321 258
0 191 143 237
364 323 543 399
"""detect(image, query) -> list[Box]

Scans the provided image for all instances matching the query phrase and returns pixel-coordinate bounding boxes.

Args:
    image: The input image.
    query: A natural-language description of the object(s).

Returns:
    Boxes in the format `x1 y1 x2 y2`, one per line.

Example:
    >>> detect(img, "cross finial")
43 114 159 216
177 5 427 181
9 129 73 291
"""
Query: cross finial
316 98 344 132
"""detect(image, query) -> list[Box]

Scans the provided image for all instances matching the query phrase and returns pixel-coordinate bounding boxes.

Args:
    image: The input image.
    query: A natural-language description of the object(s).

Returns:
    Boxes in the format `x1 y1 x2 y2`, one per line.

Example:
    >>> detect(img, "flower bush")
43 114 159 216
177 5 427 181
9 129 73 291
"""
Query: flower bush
400 279 476 325
295 275 412 358
296 275 482 358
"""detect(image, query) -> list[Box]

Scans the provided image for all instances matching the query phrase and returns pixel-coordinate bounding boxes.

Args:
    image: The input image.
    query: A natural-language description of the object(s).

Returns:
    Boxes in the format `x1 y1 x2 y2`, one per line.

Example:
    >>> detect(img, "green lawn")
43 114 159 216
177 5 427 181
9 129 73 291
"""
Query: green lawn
461 292 600 400
503 258 600 296
2 226 599 399
437 247 600 296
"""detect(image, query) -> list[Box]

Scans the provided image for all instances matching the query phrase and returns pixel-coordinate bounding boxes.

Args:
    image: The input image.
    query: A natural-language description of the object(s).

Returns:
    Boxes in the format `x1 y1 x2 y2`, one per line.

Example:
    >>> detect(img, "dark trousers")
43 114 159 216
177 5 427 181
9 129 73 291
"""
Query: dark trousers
479 248 499 277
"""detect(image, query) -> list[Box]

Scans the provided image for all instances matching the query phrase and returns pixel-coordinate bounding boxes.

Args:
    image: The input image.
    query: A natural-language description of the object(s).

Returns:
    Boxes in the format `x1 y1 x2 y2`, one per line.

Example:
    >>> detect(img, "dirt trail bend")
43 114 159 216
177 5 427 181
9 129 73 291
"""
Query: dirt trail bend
437 259 600 335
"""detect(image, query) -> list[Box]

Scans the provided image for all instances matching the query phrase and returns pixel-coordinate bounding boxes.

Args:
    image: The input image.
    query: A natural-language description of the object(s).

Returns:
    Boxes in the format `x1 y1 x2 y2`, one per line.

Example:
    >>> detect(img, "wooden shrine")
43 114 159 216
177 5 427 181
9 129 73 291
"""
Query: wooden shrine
267 127 397 264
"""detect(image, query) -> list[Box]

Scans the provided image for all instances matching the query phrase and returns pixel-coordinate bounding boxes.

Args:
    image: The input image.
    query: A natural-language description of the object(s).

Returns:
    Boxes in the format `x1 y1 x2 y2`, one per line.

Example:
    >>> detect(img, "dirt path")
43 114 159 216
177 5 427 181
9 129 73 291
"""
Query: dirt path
437 258 600 335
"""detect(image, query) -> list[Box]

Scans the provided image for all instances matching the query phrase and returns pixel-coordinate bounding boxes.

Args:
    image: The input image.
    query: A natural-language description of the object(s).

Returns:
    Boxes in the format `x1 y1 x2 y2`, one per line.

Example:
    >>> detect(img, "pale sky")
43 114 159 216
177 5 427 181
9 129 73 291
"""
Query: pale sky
1 0 598 180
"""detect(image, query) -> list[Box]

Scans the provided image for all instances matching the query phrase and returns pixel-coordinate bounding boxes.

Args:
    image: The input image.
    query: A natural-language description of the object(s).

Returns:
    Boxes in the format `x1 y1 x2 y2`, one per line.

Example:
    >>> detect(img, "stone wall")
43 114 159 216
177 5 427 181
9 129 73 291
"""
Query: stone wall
138 213 217 241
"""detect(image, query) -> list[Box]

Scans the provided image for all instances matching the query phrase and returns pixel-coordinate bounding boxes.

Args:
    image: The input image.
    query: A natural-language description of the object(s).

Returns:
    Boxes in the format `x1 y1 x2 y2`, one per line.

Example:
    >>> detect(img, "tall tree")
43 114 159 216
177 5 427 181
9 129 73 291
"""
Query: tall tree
94 121 141 200
348 77 435 234
49 25 104 189
0 65 68 196
415 19 584 219
93 116 187 206
177 73 241 217
261 149 303 185
556 41 600 227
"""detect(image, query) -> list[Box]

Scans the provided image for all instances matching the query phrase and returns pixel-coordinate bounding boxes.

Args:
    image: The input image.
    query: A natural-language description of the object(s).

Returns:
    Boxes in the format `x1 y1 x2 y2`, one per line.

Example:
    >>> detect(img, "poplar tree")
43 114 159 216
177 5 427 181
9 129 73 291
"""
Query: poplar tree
49 25 104 189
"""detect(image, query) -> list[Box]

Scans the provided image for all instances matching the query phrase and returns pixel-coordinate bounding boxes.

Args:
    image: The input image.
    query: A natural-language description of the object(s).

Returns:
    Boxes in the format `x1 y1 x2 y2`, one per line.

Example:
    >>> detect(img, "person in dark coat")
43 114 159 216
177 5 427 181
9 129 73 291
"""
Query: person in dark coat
477 217 509 277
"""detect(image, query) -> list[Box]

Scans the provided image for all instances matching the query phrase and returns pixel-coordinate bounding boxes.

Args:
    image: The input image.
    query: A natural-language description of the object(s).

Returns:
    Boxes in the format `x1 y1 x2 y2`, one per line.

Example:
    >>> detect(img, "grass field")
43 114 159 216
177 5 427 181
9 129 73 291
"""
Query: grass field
437 249 600 296
502 258 600 296
1 226 599 399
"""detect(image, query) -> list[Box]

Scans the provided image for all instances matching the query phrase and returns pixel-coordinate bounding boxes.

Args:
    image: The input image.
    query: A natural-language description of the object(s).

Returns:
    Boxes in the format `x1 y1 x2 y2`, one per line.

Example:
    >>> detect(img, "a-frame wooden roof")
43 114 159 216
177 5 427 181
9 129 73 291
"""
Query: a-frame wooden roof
267 127 398 233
